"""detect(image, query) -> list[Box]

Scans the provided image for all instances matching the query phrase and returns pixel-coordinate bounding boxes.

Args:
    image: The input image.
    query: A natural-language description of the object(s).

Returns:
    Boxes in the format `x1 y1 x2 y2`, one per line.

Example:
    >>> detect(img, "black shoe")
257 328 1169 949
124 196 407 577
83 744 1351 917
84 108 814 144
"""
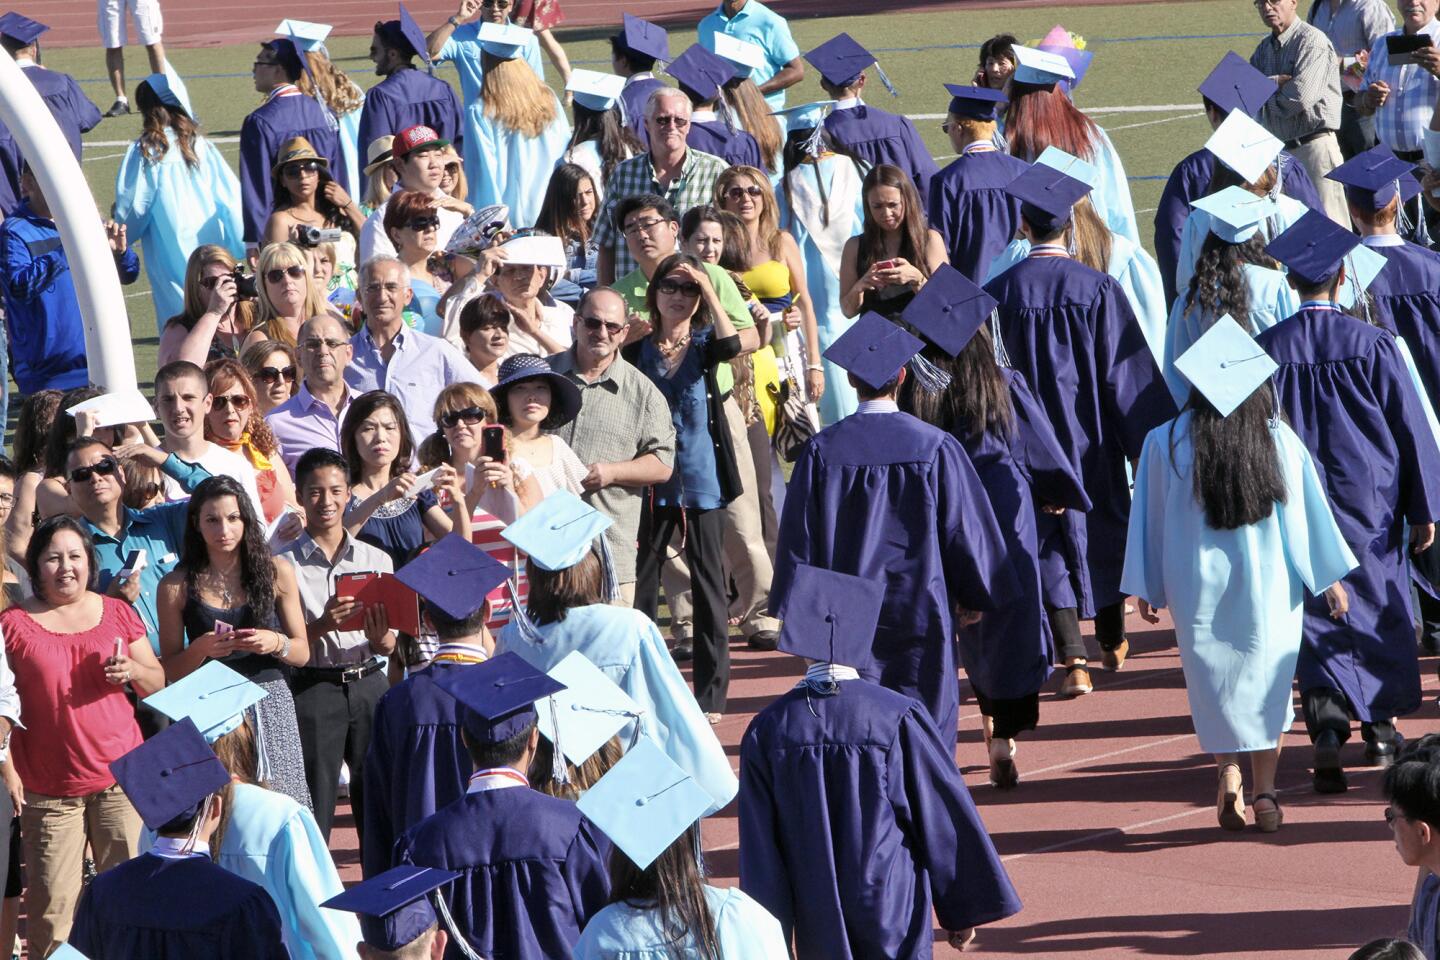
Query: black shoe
1365 731 1405 767
670 640 693 662
747 630 779 651
1313 729 1348 793
103 98 131 118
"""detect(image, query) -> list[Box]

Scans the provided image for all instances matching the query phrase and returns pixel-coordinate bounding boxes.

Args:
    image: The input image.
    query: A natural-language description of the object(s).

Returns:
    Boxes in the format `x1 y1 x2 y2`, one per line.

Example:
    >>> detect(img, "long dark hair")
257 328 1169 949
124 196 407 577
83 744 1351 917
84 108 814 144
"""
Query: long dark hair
526 549 606 625
136 78 200 168
14 389 62 474
1178 375 1287 530
606 823 720 960
1184 232 1277 320
341 390 417 482
177 475 277 619
680 205 752 274
898 328 1013 440
857 164 931 280
271 159 348 226
567 103 641 183
535 163 598 245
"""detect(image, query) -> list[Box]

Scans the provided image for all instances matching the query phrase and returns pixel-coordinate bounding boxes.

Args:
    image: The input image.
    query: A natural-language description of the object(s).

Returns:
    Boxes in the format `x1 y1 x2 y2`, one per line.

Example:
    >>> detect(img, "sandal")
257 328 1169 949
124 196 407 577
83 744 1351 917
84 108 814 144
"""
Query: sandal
1253 792 1283 833
1217 763 1245 831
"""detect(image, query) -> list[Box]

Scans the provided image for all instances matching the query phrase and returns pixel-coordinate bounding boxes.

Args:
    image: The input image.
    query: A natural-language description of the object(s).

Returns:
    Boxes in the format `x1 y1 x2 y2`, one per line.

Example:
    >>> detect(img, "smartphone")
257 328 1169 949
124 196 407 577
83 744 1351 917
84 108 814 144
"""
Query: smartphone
875 259 899 271
118 548 146 580
482 425 506 463
213 620 235 635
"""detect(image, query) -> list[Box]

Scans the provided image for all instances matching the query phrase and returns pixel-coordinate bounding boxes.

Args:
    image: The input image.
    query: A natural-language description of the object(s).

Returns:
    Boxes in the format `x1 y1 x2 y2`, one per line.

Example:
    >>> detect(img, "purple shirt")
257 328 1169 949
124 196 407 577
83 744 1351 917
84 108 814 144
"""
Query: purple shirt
264 382 353 476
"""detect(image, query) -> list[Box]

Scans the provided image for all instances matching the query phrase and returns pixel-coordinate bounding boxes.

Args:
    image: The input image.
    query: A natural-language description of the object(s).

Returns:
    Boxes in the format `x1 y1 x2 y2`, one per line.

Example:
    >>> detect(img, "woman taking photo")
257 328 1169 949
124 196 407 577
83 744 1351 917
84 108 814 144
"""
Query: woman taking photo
1 515 165 956
491 354 585 496
157 245 257 367
113 68 244 332
488 235 574 356
459 294 511 385
839 164 947 320
154 476 312 809
261 137 363 258
242 340 300 416
383 190 448 336
203 359 298 526
241 243 331 351
535 164 600 302
625 253 741 722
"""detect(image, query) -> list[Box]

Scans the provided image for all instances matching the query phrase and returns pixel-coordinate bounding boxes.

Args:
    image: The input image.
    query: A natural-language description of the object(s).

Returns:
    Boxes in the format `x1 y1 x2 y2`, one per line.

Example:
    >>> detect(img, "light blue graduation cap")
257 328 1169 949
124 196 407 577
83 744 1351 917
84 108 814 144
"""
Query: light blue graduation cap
1190 185 1278 244
576 738 714 869
1205 109 1282 185
275 19 331 52
566 69 626 112
769 99 835 129
143 660 268 743
1011 44 1075 87
478 21 533 61
1035 145 1098 190
142 63 197 121
706 32 765 77
49 946 87 960
1173 315 1277 417
502 490 613 572
536 651 644 767
1336 241 1389 310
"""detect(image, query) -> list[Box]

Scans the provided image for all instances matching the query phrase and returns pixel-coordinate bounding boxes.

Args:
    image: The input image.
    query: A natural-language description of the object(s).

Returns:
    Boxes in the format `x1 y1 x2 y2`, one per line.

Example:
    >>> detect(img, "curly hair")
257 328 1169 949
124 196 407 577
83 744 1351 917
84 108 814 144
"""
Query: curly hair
177 475 277 622
204 358 279 456
296 49 365 116
136 77 199 168
1183 232 1275 322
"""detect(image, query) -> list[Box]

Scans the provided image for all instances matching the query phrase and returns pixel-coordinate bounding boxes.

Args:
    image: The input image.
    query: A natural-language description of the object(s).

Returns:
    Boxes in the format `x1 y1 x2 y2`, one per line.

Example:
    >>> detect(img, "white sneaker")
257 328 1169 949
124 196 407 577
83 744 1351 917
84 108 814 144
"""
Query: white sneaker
337 761 351 799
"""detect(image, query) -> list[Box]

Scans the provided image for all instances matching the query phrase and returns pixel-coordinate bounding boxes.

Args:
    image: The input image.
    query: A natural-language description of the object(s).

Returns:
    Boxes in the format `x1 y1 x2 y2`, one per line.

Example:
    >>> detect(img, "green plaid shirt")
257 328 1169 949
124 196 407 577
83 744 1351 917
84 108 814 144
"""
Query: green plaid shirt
595 148 730 278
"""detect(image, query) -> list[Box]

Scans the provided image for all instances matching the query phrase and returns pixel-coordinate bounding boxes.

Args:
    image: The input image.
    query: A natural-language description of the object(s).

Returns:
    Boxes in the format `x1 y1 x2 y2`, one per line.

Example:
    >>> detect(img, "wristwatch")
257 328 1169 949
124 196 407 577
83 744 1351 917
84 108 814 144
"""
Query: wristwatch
448 14 462 26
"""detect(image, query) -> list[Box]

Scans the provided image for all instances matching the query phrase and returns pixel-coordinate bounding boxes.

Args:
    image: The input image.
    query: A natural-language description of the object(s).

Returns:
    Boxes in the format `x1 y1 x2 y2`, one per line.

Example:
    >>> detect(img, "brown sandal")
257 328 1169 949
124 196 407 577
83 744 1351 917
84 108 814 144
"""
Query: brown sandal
1217 763 1245 831
1253 792 1283 833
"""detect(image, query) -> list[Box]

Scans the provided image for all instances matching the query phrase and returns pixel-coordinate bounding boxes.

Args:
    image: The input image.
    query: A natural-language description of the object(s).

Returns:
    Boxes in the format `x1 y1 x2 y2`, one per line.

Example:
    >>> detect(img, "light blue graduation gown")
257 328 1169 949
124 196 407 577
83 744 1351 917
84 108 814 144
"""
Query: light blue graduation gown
1175 194 1308 296
437 25 545 105
112 130 244 332
776 156 865 425
496 604 738 814
336 101 364 200
1161 263 1298 407
1087 128 1139 247
574 885 790 959
1120 413 1357 753
463 94 572 229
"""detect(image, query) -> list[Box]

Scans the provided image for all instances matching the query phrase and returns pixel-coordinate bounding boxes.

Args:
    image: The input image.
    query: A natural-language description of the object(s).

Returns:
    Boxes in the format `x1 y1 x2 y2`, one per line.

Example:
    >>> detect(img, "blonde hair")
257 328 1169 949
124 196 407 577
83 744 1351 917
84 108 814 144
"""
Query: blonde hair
481 56 557 138
421 382 502 468
1069 196 1113 275
297 50 365 116
714 165 782 260
253 242 330 346
948 116 996 143
364 164 397 210
721 79 781 173
440 145 469 202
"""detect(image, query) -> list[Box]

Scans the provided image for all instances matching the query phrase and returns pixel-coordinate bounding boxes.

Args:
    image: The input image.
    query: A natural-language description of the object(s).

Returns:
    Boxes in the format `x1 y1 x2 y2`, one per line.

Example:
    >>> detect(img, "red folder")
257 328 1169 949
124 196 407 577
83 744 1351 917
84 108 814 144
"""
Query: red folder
335 572 422 636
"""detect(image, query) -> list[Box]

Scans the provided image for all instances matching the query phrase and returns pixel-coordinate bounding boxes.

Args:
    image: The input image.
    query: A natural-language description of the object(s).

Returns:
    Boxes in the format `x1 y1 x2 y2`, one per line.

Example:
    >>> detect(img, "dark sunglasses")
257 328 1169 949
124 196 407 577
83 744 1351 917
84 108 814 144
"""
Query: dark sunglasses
580 315 626 336
265 265 308 284
406 215 441 232
283 160 323 176
256 365 297 385
213 394 253 412
69 456 119 483
724 185 764 200
657 280 701 297
440 406 488 429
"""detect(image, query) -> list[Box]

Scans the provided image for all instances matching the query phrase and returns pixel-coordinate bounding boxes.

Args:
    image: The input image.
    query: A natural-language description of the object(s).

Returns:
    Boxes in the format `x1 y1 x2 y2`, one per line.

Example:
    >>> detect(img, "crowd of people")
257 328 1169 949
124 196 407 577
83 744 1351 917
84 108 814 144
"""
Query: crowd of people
4 0 1440 955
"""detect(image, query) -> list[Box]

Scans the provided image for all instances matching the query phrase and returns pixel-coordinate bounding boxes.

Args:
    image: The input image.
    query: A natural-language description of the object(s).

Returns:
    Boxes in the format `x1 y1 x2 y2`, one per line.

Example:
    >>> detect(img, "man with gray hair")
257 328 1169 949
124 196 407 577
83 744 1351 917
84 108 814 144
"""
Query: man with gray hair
345 256 484 441
594 88 729 283
266 313 357 475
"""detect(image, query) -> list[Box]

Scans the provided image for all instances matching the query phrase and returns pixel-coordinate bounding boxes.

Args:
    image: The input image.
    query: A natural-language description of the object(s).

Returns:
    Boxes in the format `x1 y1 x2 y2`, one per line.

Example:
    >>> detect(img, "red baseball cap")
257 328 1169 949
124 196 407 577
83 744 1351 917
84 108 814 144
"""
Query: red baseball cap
393 124 451 159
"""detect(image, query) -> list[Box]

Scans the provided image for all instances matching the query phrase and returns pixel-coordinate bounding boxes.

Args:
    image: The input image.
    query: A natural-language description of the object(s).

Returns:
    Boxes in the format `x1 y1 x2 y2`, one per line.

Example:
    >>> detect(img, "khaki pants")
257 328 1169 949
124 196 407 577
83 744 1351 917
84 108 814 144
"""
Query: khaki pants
24 784 141 957
1291 131 1351 228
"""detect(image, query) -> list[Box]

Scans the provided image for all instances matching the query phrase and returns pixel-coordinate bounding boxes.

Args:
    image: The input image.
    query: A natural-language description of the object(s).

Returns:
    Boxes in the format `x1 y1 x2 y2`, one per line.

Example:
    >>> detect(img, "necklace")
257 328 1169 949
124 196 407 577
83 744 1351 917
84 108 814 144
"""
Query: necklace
197 565 243 609
654 331 691 359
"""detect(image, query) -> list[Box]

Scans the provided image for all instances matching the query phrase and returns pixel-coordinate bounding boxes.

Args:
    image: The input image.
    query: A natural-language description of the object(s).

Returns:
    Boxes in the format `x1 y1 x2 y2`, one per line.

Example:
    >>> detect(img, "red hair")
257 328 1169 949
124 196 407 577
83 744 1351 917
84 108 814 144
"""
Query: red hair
383 190 439 241
1004 82 1102 163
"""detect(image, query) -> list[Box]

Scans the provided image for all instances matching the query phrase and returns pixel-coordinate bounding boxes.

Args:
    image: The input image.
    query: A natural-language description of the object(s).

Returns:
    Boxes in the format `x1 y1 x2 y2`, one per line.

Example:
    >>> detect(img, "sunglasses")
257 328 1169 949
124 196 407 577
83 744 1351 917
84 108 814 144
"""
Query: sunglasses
256 365 297 385
580 315 626 335
406 216 441 232
440 406 488 429
265 265 308 284
657 279 701 297
724 185 764 200
652 115 689 128
69 456 119 484
283 160 323 176
213 394 252 412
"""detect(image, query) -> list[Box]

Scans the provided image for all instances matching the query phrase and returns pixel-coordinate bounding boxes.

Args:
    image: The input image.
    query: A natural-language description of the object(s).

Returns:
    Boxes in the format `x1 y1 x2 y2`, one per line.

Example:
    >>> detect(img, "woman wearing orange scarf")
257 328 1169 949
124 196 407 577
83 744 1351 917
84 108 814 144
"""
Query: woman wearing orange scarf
204 358 299 526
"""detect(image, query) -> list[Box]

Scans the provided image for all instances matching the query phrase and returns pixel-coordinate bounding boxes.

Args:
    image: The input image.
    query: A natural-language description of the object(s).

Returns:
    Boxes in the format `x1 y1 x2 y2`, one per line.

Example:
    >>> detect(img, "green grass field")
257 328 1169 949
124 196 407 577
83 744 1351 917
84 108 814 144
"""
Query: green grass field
34 0 1282 389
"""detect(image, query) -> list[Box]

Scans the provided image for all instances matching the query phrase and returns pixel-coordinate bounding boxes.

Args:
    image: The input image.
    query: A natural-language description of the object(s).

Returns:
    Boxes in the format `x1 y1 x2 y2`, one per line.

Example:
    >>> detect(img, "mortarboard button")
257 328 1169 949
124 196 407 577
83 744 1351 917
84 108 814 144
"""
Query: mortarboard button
1173 316 1278 416
1205 109 1283 185
775 564 885 669
394 533 510 623
899 264 998 357
576 738 714 868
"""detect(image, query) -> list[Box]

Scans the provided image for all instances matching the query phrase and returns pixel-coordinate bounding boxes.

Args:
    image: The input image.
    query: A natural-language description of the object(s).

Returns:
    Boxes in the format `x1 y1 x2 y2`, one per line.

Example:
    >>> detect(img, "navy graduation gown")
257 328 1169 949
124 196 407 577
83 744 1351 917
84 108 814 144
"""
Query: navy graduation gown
0 65 102 215
1153 148 1322 306
620 76 666 146
396 788 612 960
239 91 348 243
360 659 473 879
824 104 940 205
687 119 763 169
1368 239 1440 411
358 67 465 155
738 678 1022 960
69 853 288 959
927 149 1029 283
1257 308 1440 722
985 256 1177 616
772 410 1015 741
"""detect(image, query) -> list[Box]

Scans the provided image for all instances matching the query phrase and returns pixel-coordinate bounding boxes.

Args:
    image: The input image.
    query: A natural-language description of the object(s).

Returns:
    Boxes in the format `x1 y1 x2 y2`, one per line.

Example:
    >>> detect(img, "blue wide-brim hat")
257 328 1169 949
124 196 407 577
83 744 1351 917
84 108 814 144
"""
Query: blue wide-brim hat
490 353 582 427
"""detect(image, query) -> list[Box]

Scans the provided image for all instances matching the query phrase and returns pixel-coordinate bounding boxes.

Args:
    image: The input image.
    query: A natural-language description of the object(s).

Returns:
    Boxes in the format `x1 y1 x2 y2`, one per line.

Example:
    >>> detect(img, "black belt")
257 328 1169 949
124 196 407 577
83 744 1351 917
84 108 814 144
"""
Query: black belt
1396 149 1425 163
295 659 384 684
1283 129 1335 150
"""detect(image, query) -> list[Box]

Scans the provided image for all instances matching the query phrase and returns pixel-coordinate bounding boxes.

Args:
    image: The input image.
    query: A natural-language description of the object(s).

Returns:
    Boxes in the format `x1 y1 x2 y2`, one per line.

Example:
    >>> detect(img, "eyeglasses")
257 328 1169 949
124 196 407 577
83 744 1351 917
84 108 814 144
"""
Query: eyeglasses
652 115 689 128
621 217 667 237
212 394 253 412
439 406 488 428
69 456 119 484
256 365 298 385
0 494 14 506
301 337 348 353
283 161 322 177
406 215 441 232
657 279 701 297
580 315 626 335
265 265 308 284
723 185 764 201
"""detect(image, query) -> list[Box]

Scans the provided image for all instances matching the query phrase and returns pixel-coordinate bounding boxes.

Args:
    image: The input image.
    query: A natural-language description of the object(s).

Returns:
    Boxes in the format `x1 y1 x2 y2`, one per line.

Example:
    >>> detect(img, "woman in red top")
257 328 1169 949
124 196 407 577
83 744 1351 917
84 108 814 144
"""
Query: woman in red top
0 515 164 956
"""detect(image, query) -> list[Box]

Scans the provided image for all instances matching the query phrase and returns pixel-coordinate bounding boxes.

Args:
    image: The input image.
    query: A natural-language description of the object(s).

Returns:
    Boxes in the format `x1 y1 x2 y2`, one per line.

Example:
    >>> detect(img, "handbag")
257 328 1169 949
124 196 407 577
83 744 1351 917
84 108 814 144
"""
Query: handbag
772 330 819 462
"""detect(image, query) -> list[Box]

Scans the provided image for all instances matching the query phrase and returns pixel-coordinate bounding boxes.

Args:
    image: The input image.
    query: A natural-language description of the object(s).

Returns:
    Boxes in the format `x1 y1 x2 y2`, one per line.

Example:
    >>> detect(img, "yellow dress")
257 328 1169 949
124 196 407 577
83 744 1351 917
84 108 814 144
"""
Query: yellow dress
741 260 792 436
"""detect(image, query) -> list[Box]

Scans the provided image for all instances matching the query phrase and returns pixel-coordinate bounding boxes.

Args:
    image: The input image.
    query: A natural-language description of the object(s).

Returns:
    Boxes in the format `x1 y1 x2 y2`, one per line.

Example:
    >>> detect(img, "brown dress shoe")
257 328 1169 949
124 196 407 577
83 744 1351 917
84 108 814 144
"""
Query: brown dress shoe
1102 638 1129 671
1059 663 1093 698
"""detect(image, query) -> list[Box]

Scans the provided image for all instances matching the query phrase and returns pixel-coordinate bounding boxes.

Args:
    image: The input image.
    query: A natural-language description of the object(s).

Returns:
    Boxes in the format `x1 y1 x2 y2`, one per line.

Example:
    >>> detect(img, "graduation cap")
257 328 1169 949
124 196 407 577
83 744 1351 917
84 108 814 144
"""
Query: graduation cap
567 69 626 112
502 488 615 576
1036 26 1092 92
109 718 231 832
706 32 765 77
1264 209 1361 286
776 564 885 669
478 21 533 61
943 84 1007 121
433 651 566 744
322 865 461 952
1205 109 1283 185
143 660 268 744
899 264 998 357
1190 185 1279 244
1010 44 1075 88
1006 163 1091 234
48 947 87 960
770 99 835 130
276 19 331 52
1326 143 1416 211
535 651 644 767
0 12 46 47
1173 316 1278 417
1035 145 1099 189
804 33 897 96
446 203 512 255
618 14 670 64
576 738 715 869
822 311 925 392
1198 51 1276 118
396 3 433 67
141 63 197 121
666 44 735 103
394 532 510 624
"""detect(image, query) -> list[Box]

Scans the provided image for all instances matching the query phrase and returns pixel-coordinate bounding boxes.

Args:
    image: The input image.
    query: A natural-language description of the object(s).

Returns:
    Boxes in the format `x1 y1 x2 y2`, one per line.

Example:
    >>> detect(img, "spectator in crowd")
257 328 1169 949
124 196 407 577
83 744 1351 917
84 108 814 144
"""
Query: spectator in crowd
360 125 469 264
242 241 332 351
266 315 356 474
457 293 511 384
262 136 364 257
427 0 547 94
697 0 804 111
6 390 62 563
361 135 398 213
1 515 164 956
152 361 265 518
535 163 602 301
839 162 947 320
975 33 1018 90
242 339 300 417
361 12 464 155
158 246 256 368
203 359 298 526
97 0 166 118
488 234 574 356
383 190 449 336
490 354 586 496
1308 0 1394 158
